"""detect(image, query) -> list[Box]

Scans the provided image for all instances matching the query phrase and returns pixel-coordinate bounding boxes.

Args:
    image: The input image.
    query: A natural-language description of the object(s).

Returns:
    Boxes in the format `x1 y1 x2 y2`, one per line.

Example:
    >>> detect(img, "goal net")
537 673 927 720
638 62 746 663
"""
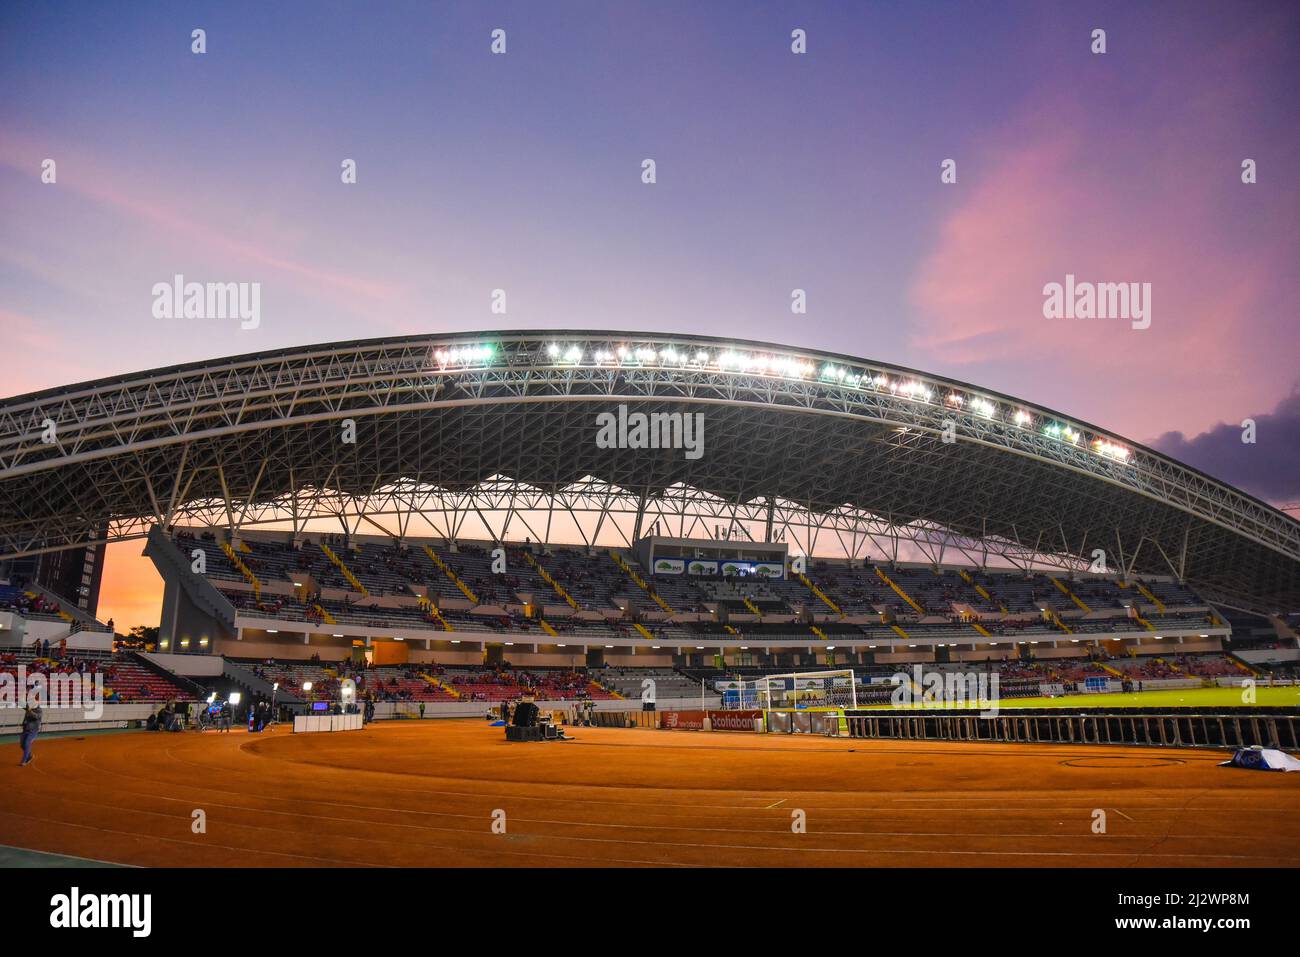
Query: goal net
756 670 857 711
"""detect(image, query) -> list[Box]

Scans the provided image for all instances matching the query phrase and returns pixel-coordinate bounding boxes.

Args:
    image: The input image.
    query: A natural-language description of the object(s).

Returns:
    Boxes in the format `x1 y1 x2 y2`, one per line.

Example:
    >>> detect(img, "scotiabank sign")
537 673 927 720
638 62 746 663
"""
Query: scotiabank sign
660 710 706 730
708 709 761 732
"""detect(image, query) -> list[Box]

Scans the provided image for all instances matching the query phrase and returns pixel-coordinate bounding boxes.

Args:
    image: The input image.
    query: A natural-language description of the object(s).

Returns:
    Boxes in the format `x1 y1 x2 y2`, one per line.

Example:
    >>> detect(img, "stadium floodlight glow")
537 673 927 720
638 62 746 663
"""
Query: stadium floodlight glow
563 346 582 363
332 634 343 638
546 343 560 358
207 692 216 703
1093 438 1131 462
302 682 312 692
450 639 460 644
1013 409 1032 426
436 344 493 365
229 692 241 706
896 380 932 402
266 629 277 634
971 397 995 418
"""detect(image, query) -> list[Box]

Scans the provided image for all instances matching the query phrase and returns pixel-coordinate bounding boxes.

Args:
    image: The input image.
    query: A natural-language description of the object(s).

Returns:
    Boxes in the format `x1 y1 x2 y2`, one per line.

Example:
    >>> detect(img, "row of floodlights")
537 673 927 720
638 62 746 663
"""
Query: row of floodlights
428 341 1132 464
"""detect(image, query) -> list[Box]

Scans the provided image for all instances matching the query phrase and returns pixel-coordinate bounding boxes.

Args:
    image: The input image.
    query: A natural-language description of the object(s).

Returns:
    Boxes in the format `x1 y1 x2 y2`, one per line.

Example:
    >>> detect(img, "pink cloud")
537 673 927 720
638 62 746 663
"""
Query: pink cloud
908 91 1294 442
0 135 403 309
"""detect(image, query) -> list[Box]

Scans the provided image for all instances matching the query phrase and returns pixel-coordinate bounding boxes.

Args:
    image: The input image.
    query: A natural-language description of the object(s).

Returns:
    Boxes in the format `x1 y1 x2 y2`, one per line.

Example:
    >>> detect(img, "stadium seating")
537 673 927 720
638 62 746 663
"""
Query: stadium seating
169 529 1225 651
0 649 196 704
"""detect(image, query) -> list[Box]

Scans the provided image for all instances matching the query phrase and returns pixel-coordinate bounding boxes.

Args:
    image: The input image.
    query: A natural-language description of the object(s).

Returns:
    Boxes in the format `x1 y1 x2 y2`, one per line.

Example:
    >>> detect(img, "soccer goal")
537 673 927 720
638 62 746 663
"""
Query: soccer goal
757 670 857 710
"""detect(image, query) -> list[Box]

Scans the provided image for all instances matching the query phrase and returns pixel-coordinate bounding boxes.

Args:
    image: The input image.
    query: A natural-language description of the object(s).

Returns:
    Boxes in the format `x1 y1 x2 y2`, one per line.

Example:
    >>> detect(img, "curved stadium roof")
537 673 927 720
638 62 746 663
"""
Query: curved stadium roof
1 330 1297 614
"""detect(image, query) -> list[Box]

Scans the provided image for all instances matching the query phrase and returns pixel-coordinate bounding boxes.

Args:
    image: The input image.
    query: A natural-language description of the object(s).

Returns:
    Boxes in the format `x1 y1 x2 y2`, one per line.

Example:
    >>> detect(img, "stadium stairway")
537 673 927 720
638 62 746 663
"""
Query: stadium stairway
609 551 675 614
320 542 369 597
874 567 924 614
417 597 454 631
1227 654 1261 678
523 551 580 610
144 527 238 631
419 673 461 698
223 659 301 703
220 542 263 601
1134 581 1167 614
795 571 844 618
958 568 1008 613
422 545 480 603
1047 609 1074 635
1048 577 1091 613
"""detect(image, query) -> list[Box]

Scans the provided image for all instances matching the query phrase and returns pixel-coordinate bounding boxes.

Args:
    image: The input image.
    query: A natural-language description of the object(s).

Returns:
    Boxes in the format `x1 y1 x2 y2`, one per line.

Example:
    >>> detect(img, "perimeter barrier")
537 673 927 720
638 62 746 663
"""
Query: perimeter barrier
840 708 1300 750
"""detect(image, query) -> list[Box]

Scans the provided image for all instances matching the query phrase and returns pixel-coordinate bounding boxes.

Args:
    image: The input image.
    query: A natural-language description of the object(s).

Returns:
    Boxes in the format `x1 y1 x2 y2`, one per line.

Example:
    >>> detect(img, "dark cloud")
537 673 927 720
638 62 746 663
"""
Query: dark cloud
1149 388 1300 506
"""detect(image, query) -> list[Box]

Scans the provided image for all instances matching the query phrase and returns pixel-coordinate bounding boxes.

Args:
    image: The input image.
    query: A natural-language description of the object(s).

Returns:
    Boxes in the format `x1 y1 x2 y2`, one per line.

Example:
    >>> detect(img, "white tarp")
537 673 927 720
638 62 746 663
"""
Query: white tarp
1220 747 1300 771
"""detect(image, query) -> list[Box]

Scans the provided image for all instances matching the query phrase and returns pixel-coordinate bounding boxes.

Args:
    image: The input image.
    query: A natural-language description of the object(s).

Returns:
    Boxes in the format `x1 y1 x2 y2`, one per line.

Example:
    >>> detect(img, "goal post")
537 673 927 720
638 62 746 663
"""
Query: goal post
757 669 857 711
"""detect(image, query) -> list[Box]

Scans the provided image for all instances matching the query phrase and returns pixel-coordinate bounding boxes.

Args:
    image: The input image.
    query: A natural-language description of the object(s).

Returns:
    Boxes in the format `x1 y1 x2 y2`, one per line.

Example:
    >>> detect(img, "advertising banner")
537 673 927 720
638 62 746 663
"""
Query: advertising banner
707 709 762 732
659 710 707 730
678 559 786 579
651 558 686 575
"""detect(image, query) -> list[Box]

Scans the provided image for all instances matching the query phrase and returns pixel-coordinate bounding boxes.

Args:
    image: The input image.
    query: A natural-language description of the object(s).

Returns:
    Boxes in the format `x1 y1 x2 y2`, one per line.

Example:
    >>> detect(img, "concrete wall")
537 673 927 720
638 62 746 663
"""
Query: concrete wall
0 703 156 732
143 652 225 677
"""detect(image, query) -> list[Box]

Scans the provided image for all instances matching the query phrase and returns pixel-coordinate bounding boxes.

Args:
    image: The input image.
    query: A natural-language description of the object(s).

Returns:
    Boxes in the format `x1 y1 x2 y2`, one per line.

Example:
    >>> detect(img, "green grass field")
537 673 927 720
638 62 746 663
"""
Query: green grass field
864 685 1300 711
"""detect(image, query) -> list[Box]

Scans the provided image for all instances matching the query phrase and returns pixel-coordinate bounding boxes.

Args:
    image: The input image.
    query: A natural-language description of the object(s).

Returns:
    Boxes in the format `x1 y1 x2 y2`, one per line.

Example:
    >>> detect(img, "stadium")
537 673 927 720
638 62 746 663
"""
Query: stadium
2 330 1298 869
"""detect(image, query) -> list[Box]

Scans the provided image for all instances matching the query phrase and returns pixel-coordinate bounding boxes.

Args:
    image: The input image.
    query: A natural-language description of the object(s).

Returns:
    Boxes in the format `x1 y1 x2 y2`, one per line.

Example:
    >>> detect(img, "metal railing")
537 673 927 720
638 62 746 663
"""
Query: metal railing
840 708 1300 750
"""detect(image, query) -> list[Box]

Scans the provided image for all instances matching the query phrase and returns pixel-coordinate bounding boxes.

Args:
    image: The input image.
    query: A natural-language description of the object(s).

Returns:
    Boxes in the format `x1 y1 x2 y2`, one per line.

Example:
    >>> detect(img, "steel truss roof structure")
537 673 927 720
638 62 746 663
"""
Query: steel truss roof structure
1 331 1297 613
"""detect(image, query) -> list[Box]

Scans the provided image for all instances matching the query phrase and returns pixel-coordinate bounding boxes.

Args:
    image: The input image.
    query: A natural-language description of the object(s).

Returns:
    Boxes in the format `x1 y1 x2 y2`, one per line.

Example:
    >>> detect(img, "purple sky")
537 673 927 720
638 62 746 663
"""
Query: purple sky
1 2 1296 624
